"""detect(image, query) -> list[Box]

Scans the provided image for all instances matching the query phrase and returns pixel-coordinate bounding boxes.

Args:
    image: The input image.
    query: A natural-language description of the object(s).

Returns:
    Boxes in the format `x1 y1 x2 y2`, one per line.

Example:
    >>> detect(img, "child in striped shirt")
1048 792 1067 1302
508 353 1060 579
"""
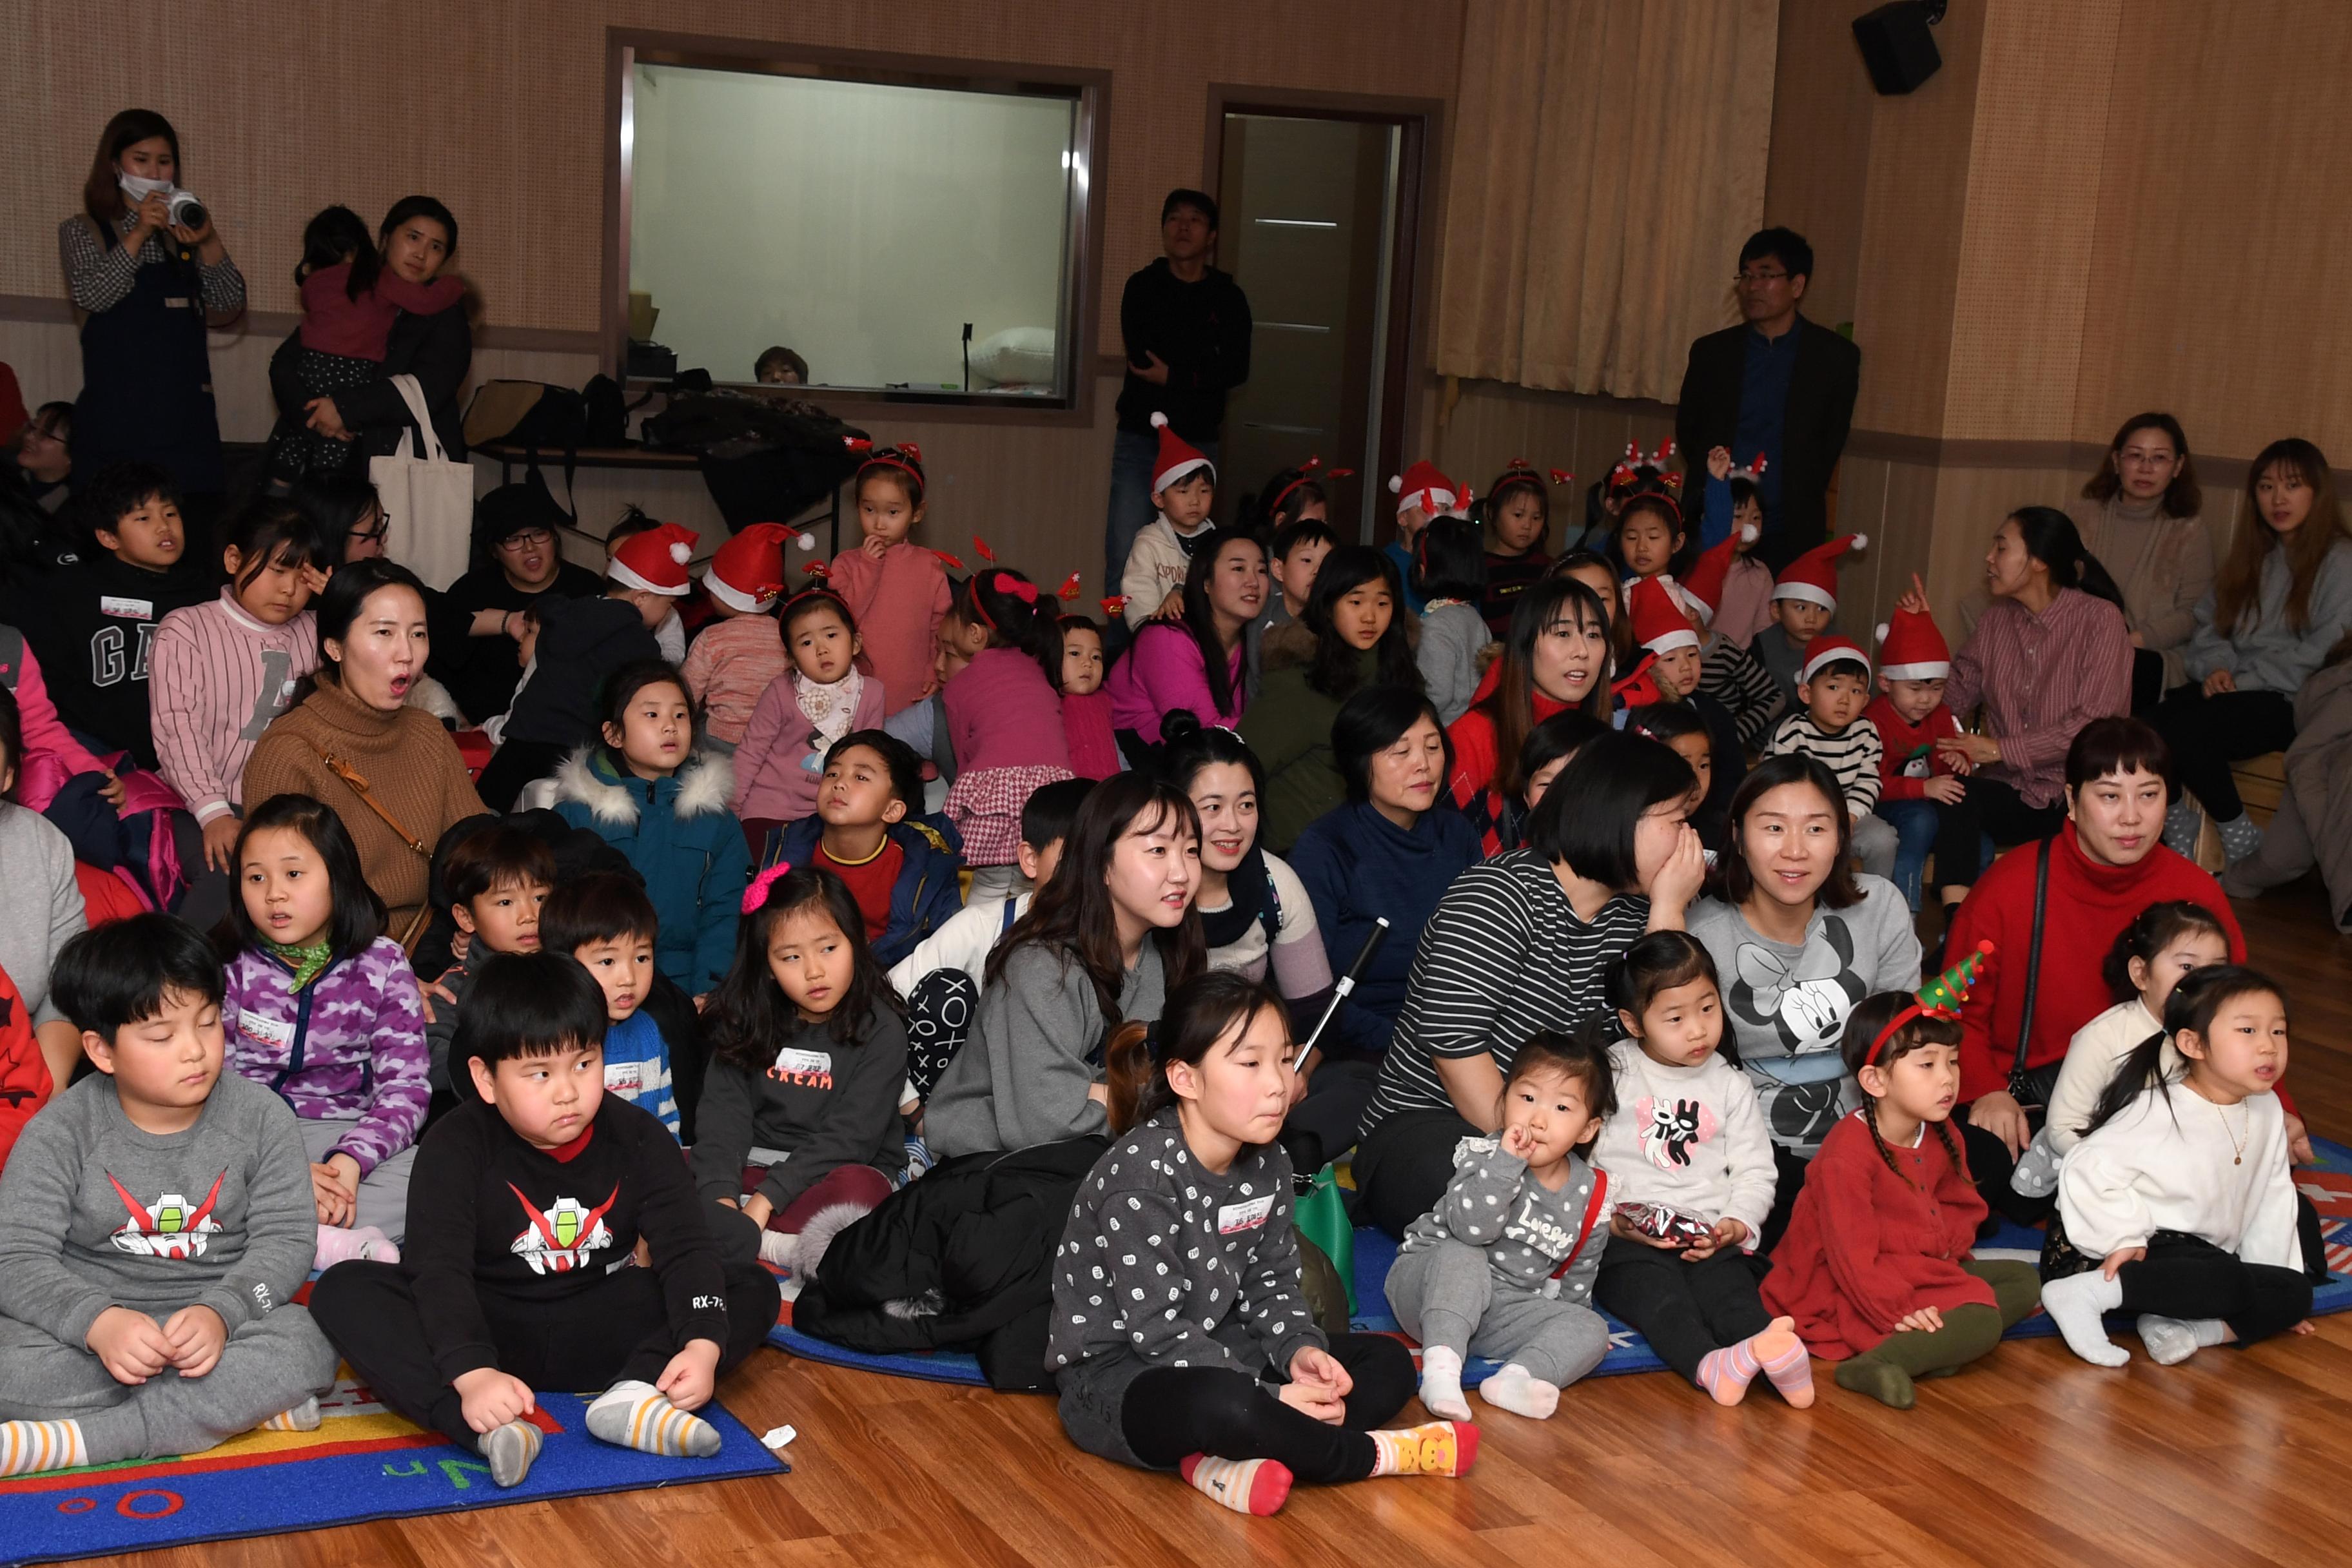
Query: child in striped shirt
1765 635 1896 880
150 498 325 874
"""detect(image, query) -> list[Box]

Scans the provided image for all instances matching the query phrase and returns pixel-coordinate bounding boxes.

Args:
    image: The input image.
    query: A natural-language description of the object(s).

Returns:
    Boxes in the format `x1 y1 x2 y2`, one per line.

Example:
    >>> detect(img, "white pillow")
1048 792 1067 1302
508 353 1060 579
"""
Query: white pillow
968 326 1058 387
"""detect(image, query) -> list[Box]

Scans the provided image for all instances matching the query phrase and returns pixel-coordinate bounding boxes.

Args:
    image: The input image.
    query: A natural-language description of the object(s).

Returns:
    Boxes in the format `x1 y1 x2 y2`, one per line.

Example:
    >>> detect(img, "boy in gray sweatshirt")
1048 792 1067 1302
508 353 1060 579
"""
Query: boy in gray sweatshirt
0 915 336 1475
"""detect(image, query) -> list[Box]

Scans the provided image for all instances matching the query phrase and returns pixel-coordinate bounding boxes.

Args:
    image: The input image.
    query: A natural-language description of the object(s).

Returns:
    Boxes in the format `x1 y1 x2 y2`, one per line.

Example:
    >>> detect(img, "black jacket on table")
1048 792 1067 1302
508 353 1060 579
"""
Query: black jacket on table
1673 315 1860 568
1 550 213 768
269 301 474 463
1112 259 1253 441
401 1095 729 1384
689 1004 909 1213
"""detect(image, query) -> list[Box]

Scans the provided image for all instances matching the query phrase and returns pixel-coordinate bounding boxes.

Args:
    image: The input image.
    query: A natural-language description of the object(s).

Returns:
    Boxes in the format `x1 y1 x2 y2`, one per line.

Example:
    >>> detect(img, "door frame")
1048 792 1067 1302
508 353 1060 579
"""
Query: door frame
1202 86 1445 541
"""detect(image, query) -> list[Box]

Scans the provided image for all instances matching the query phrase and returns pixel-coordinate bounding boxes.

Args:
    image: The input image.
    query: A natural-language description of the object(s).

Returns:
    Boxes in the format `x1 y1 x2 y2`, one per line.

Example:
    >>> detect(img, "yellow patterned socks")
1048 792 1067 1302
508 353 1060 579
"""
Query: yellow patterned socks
585 1380 721 1458
1368 1419 1478 1478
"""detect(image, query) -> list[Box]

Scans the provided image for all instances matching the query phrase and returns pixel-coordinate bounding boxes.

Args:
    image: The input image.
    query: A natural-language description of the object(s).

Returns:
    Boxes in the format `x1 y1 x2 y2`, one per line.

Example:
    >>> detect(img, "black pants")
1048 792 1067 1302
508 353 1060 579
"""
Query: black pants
1760 1144 1811 1254
475 739 570 814
1120 1333 1415 1484
1354 1107 1478 1238
1592 1234 1772 1384
1958 1108 2055 1228
309 1258 780 1449
2130 647 2168 716
2114 1233 2314 1347
2150 687 2297 821
1968 776 2067 848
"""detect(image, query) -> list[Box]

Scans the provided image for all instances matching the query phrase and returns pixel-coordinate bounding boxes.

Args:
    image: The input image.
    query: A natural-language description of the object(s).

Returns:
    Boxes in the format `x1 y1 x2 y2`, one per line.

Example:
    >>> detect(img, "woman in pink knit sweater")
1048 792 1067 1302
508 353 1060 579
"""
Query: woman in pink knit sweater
825 444 952 725
1106 532 1265 752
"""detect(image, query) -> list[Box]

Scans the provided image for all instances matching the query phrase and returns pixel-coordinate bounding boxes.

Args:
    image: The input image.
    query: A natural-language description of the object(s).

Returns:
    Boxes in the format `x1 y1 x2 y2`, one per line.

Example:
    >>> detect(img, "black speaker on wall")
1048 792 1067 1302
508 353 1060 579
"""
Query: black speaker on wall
1853 1 1945 95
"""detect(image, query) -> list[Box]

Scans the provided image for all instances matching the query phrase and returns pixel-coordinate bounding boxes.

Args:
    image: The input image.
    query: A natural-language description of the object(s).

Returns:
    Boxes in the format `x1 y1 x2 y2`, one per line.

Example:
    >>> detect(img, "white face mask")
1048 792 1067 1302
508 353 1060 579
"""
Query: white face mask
117 172 175 202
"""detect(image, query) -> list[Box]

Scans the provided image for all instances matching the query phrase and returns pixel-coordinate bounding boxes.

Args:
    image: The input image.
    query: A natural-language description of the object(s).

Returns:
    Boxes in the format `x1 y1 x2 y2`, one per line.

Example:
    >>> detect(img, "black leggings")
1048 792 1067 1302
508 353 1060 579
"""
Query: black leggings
1354 1107 1479 1238
1119 1333 1415 1484
1968 776 2068 848
1592 1235 1772 1384
309 1258 781 1449
2150 687 2297 821
2114 1233 2313 1348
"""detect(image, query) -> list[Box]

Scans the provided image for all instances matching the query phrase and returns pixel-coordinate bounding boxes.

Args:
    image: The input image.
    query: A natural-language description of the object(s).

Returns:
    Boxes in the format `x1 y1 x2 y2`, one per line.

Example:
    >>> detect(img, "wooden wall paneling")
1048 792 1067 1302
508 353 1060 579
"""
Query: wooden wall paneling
1761 0 1879 330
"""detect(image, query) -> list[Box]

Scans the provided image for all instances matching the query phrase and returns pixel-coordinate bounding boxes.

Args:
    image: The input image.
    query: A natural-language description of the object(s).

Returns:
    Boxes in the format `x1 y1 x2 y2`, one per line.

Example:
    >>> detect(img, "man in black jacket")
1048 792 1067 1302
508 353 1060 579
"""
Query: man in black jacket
1104 188 1253 593
1674 228 1860 569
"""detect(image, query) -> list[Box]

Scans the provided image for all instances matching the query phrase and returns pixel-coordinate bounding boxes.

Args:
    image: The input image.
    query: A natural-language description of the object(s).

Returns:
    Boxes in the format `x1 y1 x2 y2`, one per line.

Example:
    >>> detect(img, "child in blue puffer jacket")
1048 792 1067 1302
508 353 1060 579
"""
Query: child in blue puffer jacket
551 662 749 999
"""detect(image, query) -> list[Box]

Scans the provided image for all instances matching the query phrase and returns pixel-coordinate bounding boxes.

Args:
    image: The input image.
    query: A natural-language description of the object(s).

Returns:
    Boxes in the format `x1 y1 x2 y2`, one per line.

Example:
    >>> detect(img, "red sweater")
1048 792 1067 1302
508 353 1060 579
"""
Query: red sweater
1761 1111 1992 1358
1947 823 2244 1104
1446 659 1571 854
1861 696 1961 803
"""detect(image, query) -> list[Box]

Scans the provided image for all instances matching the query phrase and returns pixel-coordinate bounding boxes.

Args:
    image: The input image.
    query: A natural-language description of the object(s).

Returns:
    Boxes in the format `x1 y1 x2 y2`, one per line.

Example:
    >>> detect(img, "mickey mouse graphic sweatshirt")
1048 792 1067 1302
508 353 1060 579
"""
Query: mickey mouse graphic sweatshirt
1589 1040 1776 1247
400 1095 729 1384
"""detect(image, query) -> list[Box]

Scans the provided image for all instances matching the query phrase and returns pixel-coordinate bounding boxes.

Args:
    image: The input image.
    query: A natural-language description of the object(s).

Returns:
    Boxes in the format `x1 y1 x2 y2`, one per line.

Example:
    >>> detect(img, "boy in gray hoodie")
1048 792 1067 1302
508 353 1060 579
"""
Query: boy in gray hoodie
0 915 335 1475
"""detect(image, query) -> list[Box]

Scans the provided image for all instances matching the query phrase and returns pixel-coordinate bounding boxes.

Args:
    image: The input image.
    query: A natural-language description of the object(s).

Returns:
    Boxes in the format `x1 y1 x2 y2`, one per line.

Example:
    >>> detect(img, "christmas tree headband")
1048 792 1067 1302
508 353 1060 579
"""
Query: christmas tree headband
1865 941 1994 1066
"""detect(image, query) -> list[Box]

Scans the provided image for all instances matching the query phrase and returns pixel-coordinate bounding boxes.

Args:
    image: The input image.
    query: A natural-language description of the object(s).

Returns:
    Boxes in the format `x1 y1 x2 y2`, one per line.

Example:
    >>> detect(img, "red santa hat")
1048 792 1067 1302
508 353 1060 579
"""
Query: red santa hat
1771 532 1868 612
1149 412 1215 496
701 522 812 612
1387 460 1464 518
1679 524 1757 622
1798 632 1872 687
1628 574 1700 656
1876 603 1952 681
607 521 699 596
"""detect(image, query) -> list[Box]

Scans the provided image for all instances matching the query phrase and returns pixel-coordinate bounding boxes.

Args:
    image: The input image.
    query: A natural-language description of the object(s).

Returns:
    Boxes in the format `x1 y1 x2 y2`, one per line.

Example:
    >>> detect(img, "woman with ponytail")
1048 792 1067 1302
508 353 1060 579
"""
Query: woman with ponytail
1762 983 2041 1409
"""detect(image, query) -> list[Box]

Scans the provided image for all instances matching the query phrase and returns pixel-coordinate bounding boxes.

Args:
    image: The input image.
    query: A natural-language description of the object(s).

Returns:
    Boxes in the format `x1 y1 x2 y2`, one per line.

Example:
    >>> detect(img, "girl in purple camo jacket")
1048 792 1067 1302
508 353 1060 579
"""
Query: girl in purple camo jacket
216 794 427 1268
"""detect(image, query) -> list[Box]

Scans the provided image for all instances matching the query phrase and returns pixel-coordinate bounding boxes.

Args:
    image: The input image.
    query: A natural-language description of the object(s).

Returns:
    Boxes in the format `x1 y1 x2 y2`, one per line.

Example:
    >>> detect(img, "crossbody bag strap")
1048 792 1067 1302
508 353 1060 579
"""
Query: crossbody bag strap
2008 836 2054 1093
303 740 434 950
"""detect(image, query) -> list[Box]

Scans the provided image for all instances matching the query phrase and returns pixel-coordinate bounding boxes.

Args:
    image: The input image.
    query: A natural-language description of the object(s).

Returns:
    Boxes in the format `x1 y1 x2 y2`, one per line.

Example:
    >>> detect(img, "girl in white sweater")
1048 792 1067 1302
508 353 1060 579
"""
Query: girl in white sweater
2042 965 2315 1367
1588 932 1810 1407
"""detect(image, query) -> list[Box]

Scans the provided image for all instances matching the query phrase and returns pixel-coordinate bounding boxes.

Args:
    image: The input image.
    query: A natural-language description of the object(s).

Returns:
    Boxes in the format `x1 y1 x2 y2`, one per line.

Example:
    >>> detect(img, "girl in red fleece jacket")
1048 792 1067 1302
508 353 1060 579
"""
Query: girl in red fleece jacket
1763 986 2041 1409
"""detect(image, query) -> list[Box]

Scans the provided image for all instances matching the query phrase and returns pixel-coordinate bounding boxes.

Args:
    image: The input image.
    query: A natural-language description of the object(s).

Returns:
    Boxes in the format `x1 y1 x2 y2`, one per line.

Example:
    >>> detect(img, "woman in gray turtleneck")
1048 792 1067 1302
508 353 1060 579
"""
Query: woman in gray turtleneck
2066 411 2212 712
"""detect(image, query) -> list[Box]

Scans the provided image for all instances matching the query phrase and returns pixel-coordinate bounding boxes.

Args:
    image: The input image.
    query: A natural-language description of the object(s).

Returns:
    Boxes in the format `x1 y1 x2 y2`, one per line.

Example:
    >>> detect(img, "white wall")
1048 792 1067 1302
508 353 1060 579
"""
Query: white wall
628 65 1074 389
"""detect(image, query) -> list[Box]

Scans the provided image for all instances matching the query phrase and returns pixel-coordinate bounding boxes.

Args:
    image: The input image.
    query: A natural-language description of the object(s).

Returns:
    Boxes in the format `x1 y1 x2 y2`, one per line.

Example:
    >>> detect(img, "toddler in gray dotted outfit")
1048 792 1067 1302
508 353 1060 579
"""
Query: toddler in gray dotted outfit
1384 1030 1616 1419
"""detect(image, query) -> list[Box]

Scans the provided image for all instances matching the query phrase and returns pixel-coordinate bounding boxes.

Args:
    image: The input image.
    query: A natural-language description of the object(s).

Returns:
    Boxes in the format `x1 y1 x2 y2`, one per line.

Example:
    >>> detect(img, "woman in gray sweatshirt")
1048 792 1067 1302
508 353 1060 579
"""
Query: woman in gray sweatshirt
925 774 1204 1159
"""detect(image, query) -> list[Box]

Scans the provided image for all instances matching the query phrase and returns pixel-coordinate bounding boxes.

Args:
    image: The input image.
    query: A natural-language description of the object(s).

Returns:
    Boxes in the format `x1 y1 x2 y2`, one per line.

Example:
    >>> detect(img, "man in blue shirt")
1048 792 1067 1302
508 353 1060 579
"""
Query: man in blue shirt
1675 229 1861 571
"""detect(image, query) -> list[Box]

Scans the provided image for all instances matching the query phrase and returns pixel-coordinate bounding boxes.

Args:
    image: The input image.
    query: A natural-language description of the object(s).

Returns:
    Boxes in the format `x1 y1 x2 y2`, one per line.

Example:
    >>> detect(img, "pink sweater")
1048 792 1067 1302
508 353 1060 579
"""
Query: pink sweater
827 542 952 721
1714 556 1776 650
680 612 789 746
731 671 887 823
945 647 1071 774
298 262 465 360
151 593 321 823
0 633 110 809
1106 623 1246 742
1063 689 1122 779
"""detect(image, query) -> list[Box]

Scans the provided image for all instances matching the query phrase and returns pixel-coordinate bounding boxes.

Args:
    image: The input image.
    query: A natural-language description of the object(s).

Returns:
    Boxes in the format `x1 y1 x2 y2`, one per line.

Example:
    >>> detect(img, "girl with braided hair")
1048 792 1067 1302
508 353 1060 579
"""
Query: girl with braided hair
1761 977 2041 1408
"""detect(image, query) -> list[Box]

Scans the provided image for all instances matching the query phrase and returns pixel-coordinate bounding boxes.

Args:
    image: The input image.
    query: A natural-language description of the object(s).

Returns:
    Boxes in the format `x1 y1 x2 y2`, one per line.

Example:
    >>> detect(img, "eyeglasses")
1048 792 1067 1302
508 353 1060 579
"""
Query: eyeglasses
347 519 389 544
1736 269 1790 286
498 527 555 549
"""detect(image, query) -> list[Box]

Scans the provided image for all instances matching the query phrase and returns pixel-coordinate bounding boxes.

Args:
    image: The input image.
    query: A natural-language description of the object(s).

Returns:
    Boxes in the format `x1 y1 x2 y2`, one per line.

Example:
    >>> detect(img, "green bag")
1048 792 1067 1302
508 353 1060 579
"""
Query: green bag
1292 1164 1356 1317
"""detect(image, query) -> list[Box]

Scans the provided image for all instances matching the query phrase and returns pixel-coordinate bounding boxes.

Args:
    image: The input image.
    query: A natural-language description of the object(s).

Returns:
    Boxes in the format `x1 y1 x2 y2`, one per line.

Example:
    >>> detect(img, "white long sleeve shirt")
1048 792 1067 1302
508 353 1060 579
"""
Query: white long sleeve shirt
2044 999 2180 1156
1589 1041 1776 1246
2057 1084 2300 1268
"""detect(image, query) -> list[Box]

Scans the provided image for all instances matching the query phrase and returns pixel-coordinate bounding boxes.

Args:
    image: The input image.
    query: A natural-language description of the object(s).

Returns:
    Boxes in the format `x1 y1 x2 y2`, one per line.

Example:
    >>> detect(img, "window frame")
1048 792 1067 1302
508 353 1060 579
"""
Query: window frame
603 29 1110 424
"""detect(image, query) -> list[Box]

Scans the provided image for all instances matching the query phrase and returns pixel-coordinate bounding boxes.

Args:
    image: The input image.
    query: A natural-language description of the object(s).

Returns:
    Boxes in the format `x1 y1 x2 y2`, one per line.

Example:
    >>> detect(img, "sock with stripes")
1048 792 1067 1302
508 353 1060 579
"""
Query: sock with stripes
478 1418 543 1488
0 1419 87 1476
1180 1453 1293 1514
259 1396 322 1433
1755 1318 1816 1407
1367 1419 1478 1478
585 1380 720 1458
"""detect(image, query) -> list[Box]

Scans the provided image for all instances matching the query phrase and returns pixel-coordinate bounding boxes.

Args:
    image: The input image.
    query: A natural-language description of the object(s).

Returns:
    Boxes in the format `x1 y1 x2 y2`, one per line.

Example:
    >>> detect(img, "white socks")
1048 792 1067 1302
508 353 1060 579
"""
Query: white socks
585 1379 720 1457
1478 1363 1561 1419
0 1419 86 1476
757 1228 798 1269
2041 1271 2129 1366
2137 1315 2229 1366
1416 1346 1471 1421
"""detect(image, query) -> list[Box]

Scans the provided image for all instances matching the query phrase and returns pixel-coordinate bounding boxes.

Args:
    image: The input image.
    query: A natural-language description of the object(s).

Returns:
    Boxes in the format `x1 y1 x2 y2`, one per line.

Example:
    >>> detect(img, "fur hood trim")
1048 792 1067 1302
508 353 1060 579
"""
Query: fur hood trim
552 747 737 826
1259 616 1420 676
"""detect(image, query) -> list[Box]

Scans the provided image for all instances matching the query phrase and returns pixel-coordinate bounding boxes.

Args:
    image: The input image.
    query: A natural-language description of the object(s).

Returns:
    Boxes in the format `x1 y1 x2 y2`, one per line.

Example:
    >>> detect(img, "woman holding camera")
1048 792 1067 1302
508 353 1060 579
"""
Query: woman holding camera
59 109 244 509
270 197 473 473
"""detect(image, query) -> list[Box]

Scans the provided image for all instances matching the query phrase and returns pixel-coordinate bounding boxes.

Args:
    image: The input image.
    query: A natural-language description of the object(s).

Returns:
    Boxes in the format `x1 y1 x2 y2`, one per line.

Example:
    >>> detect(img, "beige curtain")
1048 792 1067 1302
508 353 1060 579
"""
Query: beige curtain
1436 0 1779 402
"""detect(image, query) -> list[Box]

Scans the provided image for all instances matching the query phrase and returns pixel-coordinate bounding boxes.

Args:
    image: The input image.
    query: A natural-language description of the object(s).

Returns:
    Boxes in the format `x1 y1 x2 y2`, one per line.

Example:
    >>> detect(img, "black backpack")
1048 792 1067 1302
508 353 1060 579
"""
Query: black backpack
643 391 868 534
582 374 629 447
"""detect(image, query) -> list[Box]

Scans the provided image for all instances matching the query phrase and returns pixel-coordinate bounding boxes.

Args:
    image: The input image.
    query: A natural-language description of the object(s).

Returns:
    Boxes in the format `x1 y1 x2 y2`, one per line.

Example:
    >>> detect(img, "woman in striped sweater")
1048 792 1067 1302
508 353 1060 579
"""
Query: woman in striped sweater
152 498 325 872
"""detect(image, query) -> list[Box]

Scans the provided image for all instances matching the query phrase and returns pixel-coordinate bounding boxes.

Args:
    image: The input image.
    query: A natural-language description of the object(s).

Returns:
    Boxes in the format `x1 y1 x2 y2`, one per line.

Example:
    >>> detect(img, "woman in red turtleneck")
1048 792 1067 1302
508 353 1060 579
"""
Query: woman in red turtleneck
1446 576 1612 852
1945 717 2264 1219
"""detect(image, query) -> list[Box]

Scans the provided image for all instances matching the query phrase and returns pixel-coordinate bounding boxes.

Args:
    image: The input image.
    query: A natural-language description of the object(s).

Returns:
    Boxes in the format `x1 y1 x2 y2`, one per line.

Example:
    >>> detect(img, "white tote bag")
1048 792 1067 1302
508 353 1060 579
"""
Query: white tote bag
368 374 475 591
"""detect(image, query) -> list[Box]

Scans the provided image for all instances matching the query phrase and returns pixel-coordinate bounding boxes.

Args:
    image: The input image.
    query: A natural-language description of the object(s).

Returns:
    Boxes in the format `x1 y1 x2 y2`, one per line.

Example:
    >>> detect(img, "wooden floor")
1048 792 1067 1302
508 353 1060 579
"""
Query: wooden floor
80 879 2352 1568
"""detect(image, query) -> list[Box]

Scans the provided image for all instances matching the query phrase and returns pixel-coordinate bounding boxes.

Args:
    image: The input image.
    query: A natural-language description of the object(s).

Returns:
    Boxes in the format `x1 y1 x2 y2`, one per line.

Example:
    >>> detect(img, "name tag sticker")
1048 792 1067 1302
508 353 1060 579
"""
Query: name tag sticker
605 1061 644 1094
239 1014 295 1050
1218 1195 1275 1235
100 596 153 621
774 1048 833 1078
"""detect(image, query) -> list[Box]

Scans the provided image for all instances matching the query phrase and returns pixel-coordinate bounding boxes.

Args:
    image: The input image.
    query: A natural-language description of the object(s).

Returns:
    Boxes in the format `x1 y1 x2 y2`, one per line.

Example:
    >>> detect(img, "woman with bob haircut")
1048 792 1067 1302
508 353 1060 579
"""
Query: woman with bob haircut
1349 729 1708 1235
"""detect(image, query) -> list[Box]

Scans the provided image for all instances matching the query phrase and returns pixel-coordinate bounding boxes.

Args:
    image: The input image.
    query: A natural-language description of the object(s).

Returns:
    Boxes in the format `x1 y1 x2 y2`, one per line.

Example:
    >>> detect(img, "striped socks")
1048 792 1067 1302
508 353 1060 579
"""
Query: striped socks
1181 1453 1294 1514
259 1397 322 1433
1369 1419 1478 1478
479 1419 543 1488
1697 1318 1814 1407
0 1419 86 1476
585 1380 721 1458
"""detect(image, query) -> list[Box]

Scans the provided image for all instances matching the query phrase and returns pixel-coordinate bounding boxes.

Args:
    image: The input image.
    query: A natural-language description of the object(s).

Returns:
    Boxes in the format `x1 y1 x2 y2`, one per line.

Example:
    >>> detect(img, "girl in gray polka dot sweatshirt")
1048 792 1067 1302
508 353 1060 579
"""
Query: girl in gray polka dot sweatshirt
1383 1030 1618 1420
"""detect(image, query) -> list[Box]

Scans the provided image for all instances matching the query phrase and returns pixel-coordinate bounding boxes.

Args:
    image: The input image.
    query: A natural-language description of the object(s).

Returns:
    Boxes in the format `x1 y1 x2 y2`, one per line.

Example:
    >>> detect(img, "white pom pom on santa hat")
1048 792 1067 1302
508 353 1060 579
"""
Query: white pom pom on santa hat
795 531 814 551
1740 524 1759 543
1388 475 1403 494
1876 622 1892 643
1150 411 1170 429
669 541 692 564
1849 533 1868 551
